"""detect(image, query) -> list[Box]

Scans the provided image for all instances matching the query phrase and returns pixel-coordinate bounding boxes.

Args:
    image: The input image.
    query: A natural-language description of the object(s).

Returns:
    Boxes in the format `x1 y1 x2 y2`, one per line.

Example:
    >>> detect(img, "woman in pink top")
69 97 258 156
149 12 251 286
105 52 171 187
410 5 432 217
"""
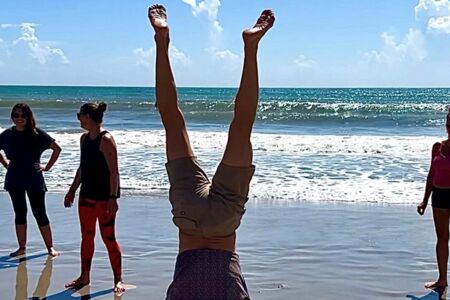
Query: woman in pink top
418 108 450 289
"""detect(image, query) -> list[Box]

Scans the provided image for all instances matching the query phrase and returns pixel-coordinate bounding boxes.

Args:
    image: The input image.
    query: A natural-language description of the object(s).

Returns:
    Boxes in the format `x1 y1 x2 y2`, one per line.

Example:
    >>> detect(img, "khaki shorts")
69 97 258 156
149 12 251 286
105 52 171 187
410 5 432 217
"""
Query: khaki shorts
165 157 255 238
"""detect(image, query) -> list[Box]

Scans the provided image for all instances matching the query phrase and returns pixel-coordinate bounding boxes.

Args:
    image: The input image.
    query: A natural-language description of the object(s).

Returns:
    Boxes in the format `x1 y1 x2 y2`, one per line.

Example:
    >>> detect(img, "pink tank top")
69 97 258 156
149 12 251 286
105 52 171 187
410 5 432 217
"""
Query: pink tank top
432 142 450 187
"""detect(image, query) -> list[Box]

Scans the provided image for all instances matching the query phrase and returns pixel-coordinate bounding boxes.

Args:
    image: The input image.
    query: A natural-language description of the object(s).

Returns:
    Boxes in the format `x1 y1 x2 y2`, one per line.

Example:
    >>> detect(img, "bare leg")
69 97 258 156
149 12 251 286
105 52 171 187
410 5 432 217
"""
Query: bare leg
10 224 26 257
426 208 450 288
66 201 96 289
98 208 124 295
39 225 59 257
221 10 275 167
148 4 194 161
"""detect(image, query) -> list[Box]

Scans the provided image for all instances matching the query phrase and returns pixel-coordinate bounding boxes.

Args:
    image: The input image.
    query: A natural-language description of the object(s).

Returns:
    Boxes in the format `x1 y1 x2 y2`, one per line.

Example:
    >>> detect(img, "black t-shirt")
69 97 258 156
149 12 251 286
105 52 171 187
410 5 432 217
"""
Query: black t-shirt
0 127 55 191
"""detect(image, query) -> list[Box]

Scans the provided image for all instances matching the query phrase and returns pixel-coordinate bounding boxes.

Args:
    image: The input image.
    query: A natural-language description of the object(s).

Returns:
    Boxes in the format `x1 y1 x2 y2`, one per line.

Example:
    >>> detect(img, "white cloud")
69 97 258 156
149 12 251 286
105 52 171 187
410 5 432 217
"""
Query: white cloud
363 29 426 65
181 0 222 32
415 0 450 18
415 0 450 34
133 47 154 68
428 16 450 33
202 48 241 75
170 45 191 65
294 55 316 69
0 24 19 29
211 48 240 62
133 45 190 68
2 23 69 64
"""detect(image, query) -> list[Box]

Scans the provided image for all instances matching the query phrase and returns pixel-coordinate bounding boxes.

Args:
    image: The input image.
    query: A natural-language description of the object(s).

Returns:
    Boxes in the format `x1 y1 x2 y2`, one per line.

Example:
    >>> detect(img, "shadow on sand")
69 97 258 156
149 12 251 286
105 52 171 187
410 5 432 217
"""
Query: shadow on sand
4 253 117 299
28 286 115 300
0 253 48 269
407 287 447 300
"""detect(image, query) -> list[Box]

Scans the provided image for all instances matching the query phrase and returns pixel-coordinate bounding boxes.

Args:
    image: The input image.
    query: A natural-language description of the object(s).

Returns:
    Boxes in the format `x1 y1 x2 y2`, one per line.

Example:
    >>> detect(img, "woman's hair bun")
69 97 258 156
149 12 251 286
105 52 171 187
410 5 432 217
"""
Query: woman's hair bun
98 102 107 113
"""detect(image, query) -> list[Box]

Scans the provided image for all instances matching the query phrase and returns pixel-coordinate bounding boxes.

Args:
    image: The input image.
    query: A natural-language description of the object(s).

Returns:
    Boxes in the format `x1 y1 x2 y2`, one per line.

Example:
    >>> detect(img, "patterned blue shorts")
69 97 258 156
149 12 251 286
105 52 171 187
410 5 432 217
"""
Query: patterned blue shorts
166 249 250 300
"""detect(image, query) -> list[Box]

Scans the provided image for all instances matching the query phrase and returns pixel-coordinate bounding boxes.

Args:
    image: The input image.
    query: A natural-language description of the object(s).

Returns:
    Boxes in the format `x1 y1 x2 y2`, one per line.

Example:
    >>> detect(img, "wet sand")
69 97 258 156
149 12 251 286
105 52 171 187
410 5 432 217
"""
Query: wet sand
0 193 445 299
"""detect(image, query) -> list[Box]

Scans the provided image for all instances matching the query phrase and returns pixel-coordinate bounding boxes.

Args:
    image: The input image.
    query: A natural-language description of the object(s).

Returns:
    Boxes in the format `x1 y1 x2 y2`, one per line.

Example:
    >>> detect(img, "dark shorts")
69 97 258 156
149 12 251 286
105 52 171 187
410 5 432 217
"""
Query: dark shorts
166 249 250 300
432 187 450 209
165 157 255 237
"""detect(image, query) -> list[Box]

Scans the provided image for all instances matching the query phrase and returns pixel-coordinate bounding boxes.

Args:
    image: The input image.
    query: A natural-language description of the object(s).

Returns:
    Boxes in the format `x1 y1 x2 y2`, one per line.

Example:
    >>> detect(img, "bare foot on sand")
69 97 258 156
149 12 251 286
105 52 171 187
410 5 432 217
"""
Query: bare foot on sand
47 247 59 257
243 9 275 46
114 281 126 296
9 247 25 257
425 280 448 289
65 275 90 290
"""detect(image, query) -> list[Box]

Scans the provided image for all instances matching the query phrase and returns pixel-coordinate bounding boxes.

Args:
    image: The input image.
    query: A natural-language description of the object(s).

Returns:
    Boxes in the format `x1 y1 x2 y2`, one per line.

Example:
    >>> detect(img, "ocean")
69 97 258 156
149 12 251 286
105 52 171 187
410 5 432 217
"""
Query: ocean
0 86 449 205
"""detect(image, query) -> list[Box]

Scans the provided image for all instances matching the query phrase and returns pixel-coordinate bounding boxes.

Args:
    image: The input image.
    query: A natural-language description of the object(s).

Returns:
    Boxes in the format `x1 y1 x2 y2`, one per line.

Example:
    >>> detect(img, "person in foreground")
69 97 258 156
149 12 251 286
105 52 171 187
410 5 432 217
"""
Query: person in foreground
148 4 274 299
418 108 450 289
0 103 61 257
63 102 125 294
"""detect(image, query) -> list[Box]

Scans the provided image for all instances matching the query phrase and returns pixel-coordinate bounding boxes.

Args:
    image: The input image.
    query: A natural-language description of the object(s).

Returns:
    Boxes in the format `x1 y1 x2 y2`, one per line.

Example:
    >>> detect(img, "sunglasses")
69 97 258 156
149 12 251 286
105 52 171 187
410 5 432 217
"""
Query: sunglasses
12 113 27 119
76 112 86 120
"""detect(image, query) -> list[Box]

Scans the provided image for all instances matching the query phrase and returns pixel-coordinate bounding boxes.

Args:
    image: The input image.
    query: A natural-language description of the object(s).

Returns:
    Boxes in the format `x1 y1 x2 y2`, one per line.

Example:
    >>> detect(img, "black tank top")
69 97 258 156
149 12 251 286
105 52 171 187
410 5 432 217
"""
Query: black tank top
80 131 113 201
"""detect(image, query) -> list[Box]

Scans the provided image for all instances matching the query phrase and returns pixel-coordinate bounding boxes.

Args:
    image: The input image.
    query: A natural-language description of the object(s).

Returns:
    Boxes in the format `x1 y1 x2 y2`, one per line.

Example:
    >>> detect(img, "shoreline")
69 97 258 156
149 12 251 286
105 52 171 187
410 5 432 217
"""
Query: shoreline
0 193 442 299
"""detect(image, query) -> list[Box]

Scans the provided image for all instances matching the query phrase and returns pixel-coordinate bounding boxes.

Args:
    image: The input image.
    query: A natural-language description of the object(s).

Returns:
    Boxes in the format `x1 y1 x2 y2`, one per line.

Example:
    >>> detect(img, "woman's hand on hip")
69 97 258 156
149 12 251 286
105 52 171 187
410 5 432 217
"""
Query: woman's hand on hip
34 163 47 172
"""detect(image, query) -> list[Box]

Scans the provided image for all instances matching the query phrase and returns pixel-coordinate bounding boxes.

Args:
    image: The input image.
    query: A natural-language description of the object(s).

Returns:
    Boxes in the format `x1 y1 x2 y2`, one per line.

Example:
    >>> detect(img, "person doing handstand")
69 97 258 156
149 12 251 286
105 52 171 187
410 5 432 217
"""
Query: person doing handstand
148 4 274 299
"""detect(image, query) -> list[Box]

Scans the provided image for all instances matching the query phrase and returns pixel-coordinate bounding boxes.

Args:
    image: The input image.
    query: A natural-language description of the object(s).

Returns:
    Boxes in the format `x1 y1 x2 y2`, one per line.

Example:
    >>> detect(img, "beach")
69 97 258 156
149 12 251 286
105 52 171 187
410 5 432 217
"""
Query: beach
0 86 449 299
0 192 443 299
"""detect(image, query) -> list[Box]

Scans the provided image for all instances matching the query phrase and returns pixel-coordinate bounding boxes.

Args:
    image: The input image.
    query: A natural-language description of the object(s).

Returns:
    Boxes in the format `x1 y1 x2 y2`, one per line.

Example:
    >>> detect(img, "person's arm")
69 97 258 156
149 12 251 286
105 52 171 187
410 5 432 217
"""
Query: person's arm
418 142 440 215
43 141 61 171
0 131 8 169
0 153 8 169
100 133 120 215
64 134 86 208
64 166 81 208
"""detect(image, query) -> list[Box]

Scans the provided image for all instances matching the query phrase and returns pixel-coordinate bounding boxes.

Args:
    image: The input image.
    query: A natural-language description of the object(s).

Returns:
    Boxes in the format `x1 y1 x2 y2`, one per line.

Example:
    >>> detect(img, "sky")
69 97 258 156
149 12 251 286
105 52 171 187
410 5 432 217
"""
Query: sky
1 0 450 87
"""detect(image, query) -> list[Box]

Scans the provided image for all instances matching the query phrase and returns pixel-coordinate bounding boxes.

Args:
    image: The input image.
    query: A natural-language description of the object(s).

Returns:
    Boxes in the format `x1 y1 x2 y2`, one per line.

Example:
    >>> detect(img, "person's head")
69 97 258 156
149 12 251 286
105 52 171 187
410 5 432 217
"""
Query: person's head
10 103 36 133
77 102 107 130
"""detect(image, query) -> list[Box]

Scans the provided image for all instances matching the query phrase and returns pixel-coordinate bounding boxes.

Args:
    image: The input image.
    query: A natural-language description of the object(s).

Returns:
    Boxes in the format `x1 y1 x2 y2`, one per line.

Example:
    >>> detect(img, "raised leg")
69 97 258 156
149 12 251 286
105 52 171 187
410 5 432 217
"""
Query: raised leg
221 10 275 167
426 208 450 289
149 4 194 161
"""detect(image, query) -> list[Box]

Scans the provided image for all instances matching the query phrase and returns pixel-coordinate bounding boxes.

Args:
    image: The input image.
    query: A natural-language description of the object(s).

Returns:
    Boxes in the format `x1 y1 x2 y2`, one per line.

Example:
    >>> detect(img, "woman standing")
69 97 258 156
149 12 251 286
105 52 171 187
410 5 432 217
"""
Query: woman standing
64 102 124 294
418 108 450 289
0 103 60 257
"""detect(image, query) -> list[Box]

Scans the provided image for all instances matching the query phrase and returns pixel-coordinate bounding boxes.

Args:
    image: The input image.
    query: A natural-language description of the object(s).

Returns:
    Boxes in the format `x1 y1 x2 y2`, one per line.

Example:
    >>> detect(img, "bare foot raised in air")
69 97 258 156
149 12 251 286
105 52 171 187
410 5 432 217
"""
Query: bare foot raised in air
9 247 25 257
243 9 275 46
148 4 168 40
425 280 448 289
65 275 90 290
114 281 126 296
